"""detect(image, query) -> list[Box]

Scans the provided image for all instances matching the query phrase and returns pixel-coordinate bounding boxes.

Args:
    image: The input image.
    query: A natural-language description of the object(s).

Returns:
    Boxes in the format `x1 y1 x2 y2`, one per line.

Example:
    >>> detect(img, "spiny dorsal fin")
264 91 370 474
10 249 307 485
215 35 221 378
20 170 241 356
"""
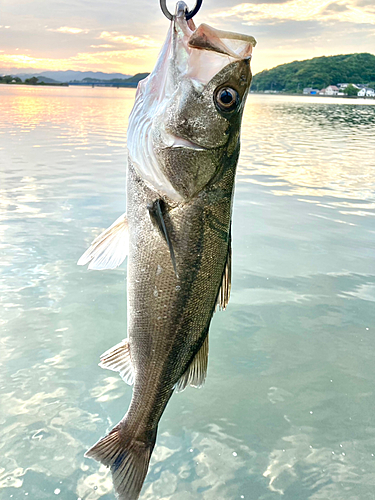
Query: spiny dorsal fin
176 334 209 393
99 339 135 386
148 199 178 278
216 232 232 311
77 212 128 270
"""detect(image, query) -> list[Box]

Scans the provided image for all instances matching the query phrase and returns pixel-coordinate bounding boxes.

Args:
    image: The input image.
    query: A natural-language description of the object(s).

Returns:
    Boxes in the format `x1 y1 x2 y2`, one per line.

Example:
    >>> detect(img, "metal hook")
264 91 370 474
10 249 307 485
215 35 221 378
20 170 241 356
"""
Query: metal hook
160 0 203 21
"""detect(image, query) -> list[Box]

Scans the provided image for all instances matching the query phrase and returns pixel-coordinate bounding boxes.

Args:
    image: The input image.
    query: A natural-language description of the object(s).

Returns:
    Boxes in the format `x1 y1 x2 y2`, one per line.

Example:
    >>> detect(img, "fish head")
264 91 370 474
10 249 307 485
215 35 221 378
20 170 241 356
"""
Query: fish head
127 1 256 200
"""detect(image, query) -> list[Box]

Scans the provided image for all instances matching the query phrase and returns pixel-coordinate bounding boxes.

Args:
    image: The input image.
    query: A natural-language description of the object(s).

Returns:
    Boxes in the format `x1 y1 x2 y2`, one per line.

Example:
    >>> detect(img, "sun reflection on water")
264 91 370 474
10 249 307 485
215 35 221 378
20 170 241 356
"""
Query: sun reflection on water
1 87 375 499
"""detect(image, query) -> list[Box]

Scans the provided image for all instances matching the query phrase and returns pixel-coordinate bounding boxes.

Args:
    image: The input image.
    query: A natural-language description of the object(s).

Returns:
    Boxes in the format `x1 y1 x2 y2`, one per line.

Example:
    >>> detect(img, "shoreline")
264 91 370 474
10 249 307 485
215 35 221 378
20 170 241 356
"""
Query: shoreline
0 82 68 87
1 83 374 99
250 91 374 99
0 81 137 88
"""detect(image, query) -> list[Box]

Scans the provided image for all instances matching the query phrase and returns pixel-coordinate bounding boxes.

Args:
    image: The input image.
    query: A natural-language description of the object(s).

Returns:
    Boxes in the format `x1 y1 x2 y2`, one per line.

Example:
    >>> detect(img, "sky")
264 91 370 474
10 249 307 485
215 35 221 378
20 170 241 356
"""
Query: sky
0 0 374 76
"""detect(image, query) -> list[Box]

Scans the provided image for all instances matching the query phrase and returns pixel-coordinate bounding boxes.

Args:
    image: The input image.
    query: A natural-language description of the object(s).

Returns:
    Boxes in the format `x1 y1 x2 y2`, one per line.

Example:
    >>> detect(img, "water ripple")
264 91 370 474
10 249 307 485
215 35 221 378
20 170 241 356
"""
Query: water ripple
1 87 375 499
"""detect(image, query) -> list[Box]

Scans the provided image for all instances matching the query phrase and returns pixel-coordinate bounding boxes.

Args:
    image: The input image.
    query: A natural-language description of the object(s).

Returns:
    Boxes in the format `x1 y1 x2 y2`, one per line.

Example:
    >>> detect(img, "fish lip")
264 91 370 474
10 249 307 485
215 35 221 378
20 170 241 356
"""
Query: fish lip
169 134 211 151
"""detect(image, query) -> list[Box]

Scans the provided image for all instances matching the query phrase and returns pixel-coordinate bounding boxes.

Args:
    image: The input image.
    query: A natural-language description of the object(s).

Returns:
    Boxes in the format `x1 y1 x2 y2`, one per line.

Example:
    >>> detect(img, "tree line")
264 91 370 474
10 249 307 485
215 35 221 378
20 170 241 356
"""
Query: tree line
251 53 375 93
0 75 66 86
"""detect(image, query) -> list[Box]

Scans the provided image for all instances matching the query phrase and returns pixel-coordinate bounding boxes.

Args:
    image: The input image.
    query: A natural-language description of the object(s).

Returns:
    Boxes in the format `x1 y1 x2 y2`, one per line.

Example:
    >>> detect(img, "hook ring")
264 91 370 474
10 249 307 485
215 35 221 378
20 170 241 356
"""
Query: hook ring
160 0 203 21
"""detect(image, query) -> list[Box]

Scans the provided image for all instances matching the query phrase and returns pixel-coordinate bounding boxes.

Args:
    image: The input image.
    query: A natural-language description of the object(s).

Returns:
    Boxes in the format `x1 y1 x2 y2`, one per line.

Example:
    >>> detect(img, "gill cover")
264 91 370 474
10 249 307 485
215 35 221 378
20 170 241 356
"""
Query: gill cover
127 1 256 201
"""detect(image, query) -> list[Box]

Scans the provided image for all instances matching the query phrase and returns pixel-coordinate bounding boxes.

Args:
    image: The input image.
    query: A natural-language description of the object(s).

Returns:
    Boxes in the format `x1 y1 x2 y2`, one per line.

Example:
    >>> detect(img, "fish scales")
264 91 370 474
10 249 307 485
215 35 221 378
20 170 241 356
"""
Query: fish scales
127 151 235 408
78 2 256 498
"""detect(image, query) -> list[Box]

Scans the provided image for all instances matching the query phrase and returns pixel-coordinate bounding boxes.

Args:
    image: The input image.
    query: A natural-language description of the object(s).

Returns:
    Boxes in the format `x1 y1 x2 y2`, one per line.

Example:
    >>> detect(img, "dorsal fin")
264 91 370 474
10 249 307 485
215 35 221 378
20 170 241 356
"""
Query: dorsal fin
148 199 178 278
175 334 209 393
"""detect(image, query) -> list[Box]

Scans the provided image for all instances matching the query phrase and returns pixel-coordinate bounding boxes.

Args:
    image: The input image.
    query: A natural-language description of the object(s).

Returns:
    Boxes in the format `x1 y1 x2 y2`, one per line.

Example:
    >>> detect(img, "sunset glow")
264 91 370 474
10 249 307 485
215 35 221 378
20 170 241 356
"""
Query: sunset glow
99 32 160 48
0 48 160 74
210 0 375 25
0 0 374 76
52 27 89 34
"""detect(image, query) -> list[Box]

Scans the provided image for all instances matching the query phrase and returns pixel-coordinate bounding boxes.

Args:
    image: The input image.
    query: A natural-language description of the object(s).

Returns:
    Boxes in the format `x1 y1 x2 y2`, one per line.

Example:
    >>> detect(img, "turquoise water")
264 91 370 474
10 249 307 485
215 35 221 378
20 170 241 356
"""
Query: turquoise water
1 85 375 500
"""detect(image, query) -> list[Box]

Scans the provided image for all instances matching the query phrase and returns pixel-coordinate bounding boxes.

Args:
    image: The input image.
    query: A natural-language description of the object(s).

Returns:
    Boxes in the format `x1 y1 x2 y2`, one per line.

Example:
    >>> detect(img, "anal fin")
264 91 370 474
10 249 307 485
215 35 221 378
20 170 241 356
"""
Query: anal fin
216 230 232 311
176 334 209 393
77 212 128 270
99 339 135 386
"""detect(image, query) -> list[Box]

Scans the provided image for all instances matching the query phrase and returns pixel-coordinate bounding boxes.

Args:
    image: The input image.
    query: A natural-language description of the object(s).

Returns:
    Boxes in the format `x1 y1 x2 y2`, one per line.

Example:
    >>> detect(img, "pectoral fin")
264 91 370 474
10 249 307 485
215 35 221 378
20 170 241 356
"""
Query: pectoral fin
98 339 135 386
148 199 178 278
216 231 232 311
77 213 128 270
176 334 209 393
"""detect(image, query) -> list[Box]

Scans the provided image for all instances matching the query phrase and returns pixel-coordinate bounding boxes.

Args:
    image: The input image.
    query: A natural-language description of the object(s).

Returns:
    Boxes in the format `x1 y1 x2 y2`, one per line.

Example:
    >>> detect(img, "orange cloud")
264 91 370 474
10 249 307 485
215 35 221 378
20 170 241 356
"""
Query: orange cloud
90 44 114 49
210 0 375 24
0 47 159 74
49 26 89 34
98 32 160 48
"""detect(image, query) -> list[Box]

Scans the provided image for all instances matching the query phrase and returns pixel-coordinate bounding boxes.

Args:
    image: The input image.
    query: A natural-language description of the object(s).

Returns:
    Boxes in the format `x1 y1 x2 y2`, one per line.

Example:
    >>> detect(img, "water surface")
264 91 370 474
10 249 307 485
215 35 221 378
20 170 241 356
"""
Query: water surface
1 86 375 500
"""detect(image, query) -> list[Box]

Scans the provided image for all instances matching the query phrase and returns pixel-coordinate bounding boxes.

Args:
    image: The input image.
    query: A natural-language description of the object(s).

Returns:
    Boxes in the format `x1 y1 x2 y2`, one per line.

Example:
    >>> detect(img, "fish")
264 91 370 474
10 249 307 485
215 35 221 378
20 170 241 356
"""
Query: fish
78 2 256 499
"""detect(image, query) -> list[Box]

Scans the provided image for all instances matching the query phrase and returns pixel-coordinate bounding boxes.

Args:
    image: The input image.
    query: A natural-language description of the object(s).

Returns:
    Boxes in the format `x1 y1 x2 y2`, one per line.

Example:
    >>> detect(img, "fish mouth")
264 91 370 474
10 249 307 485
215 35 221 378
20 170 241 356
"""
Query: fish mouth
169 134 210 151
126 2 255 202
171 4 256 87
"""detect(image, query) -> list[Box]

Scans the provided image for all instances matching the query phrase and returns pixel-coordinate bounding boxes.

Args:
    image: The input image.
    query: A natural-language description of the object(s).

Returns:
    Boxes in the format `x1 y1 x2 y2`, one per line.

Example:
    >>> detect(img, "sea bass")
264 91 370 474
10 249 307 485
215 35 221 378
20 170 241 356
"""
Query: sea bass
78 3 256 499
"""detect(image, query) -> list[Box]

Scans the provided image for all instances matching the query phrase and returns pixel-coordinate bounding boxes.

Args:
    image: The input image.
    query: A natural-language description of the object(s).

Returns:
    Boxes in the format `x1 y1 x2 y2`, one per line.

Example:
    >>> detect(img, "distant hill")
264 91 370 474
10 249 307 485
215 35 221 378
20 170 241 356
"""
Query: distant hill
36 76 60 84
9 70 131 83
1 69 148 88
67 72 149 87
80 73 149 84
123 73 149 83
252 53 375 93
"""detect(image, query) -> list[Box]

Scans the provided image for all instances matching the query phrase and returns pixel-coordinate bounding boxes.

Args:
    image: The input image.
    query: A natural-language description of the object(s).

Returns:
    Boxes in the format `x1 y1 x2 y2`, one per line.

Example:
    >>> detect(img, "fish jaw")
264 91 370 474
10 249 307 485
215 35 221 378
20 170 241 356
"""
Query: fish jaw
127 2 256 201
153 57 252 199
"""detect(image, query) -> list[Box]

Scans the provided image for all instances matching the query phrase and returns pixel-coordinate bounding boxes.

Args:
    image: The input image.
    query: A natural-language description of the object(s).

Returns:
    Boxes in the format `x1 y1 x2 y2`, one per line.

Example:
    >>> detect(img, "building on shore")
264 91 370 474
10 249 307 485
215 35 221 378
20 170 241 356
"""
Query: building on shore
303 88 320 95
358 87 375 97
320 85 340 96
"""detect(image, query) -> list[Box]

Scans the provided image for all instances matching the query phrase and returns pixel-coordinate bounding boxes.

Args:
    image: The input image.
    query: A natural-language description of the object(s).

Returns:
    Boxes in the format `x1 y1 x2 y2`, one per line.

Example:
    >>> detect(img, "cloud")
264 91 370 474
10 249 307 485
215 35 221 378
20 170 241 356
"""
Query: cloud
90 44 114 49
324 2 350 12
0 46 160 74
355 0 375 6
210 0 375 25
98 32 160 48
50 26 89 34
0 0 374 75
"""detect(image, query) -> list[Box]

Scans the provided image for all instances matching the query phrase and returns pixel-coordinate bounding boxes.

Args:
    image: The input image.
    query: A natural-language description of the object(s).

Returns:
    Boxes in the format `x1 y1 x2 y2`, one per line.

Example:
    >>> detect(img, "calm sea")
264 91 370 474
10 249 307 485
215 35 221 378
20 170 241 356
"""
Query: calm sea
1 85 375 500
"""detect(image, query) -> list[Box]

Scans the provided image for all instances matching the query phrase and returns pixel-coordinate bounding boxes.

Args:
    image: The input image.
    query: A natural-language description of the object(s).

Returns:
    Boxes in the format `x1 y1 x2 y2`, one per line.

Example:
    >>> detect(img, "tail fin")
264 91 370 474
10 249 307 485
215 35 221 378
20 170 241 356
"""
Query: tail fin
85 424 157 500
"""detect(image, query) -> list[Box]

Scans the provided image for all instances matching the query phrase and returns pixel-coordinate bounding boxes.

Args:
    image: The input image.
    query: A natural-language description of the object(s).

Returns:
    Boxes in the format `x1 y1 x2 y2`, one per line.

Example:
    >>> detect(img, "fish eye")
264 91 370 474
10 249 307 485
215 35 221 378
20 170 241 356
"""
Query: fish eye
215 87 239 112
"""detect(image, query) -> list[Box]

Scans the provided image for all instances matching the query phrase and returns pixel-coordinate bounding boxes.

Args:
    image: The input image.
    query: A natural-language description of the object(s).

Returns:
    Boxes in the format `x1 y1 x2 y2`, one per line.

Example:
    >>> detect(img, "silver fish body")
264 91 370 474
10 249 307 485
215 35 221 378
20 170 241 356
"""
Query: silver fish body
79 3 255 499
